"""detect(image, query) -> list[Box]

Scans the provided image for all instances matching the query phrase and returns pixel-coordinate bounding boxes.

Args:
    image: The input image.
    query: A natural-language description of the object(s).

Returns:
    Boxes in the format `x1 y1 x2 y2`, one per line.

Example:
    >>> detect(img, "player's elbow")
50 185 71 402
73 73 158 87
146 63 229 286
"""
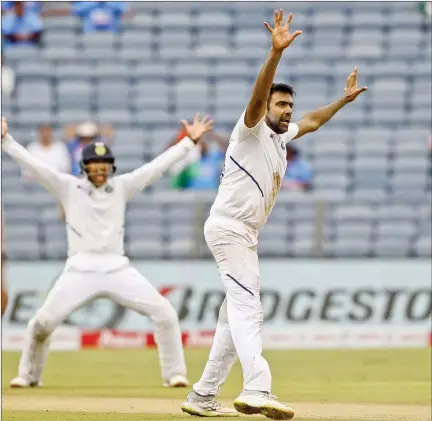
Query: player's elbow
307 119 321 133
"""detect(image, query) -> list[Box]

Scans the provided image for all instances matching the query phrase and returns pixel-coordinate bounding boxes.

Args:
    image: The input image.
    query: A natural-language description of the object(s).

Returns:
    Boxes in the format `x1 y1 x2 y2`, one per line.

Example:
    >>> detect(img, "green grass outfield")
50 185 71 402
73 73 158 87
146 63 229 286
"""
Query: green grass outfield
2 348 431 421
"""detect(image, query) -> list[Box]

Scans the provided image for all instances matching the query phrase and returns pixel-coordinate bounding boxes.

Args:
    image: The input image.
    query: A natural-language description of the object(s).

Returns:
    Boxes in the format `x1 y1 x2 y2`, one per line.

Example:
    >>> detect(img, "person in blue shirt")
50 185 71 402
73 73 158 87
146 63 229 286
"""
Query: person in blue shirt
188 140 226 190
2 1 43 47
282 144 313 191
72 2 128 32
2 1 42 15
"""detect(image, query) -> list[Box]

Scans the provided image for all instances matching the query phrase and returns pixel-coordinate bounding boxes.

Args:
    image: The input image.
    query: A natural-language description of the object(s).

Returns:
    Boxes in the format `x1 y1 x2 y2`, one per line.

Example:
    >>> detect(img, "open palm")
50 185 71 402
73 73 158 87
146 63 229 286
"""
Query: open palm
264 10 303 52
344 67 368 103
181 113 214 143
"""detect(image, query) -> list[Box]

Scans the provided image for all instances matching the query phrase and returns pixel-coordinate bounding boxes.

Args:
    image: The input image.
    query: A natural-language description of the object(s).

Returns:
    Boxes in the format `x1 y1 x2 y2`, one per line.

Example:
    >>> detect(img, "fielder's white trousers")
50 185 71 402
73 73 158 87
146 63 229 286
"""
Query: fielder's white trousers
194 217 271 396
17 261 186 384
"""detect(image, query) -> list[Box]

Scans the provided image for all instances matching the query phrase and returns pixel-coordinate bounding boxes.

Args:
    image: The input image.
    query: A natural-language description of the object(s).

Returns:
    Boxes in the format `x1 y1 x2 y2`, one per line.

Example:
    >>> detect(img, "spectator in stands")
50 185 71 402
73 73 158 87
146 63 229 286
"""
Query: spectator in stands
282 144 313 191
1 56 16 98
23 124 71 182
72 2 128 32
419 1 432 17
1 1 43 48
64 122 114 176
2 1 41 15
167 125 228 190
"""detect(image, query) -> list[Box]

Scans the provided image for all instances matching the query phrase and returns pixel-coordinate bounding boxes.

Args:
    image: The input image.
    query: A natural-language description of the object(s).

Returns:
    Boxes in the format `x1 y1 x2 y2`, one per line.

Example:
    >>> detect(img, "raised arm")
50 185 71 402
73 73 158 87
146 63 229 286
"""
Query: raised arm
1 117 71 199
294 67 368 139
245 10 302 128
120 114 214 199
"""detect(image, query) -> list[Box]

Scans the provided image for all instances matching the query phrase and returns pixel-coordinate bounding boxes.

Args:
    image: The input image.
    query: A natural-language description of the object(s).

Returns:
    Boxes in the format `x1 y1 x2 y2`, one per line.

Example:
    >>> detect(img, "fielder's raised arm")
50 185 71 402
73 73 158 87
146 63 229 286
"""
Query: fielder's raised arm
244 10 302 128
294 67 368 139
120 114 214 199
1 117 71 199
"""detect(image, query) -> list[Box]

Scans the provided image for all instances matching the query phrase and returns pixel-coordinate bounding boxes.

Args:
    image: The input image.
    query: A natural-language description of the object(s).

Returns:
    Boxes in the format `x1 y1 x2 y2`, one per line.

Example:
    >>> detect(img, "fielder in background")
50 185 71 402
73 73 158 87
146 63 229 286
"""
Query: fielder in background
182 10 367 420
1 114 214 389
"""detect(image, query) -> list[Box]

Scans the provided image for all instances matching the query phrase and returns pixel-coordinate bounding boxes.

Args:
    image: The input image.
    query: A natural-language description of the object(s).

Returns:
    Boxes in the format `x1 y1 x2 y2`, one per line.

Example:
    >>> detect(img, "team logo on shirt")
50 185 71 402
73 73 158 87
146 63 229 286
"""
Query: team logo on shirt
281 140 285 150
105 185 113 193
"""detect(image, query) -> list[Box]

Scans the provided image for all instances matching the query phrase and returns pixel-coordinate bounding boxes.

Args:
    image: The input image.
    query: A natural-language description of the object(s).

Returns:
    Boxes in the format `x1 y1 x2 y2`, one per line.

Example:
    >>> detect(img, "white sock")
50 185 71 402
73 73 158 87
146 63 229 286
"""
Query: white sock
153 304 187 381
18 320 51 383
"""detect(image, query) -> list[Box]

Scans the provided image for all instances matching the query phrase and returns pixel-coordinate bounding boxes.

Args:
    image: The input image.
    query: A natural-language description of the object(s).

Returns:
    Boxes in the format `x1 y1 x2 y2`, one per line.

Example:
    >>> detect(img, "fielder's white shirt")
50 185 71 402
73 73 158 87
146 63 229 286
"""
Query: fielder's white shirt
2 133 195 272
210 110 299 239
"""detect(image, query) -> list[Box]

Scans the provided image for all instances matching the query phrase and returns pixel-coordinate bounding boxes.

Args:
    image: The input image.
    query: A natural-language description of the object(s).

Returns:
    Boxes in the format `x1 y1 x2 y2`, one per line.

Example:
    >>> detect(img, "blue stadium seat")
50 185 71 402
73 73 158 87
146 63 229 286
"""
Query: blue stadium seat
155 12 192 28
97 110 133 126
44 31 78 48
132 63 169 81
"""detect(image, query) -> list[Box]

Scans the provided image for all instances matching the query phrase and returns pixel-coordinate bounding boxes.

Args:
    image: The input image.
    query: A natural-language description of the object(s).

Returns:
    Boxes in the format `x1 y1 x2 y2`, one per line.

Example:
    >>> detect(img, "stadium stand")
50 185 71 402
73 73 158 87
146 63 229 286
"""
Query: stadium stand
1 1 431 259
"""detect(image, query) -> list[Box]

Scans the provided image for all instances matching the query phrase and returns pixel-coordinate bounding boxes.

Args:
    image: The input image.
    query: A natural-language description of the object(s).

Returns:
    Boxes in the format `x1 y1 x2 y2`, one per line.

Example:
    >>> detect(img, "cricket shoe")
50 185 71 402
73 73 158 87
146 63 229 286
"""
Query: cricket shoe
234 391 295 420
10 376 42 388
163 374 189 388
181 390 239 417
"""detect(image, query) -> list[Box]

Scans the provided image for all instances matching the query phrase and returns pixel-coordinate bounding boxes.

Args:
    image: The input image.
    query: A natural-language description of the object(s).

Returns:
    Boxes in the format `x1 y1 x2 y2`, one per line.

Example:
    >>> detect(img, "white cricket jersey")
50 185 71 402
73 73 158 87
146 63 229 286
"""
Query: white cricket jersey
2 133 195 272
209 110 299 240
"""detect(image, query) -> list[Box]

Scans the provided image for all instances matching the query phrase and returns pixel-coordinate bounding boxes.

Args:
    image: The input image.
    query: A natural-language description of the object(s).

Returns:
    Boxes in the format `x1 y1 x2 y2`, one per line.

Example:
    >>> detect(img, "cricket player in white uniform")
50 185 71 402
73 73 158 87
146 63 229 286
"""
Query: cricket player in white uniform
1 114 214 389
182 10 367 419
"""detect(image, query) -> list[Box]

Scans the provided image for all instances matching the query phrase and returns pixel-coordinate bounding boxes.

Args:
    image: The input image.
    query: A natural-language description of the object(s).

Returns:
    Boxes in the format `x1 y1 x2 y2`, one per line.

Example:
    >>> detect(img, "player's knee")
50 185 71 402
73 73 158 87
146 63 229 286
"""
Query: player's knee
29 314 55 341
217 299 228 324
153 298 179 327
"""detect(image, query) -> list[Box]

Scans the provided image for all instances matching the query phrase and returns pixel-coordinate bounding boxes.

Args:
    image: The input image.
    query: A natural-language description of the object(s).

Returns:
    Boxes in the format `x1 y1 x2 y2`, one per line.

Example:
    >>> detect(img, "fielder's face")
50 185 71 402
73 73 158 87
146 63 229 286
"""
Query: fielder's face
266 92 294 134
85 161 112 187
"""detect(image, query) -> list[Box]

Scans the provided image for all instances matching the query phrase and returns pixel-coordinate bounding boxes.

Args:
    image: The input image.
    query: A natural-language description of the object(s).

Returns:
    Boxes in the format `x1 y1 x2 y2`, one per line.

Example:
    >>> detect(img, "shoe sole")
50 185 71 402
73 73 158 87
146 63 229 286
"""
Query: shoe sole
164 381 189 388
233 401 294 420
10 382 40 389
181 404 239 417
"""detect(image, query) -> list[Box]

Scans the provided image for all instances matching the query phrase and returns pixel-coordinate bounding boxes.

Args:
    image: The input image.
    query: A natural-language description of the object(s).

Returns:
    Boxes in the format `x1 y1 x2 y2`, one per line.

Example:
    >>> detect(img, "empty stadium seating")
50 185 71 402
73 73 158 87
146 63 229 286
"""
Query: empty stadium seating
2 1 431 259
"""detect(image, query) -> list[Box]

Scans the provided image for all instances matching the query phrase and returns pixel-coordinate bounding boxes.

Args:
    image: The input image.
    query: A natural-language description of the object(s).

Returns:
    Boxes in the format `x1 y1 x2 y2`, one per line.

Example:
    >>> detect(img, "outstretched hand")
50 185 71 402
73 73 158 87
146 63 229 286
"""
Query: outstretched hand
344 67 368 103
1 117 8 141
264 10 303 52
181 113 214 144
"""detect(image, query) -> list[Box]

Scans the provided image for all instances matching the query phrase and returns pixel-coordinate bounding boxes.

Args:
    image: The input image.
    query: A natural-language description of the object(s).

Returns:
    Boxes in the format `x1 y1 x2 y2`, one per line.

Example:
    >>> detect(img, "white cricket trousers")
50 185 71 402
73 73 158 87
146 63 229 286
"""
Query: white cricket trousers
17 264 186 384
194 218 271 396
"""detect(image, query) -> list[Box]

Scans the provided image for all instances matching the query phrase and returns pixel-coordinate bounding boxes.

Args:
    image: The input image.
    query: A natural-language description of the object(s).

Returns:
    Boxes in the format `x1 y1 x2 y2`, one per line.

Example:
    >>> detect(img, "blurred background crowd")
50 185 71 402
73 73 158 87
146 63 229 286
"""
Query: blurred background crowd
1 1 431 260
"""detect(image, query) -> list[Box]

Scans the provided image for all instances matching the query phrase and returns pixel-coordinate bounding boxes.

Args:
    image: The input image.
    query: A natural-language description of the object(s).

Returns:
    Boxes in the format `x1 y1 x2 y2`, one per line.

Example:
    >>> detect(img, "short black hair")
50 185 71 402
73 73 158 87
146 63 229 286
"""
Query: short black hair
267 83 295 108
269 83 295 98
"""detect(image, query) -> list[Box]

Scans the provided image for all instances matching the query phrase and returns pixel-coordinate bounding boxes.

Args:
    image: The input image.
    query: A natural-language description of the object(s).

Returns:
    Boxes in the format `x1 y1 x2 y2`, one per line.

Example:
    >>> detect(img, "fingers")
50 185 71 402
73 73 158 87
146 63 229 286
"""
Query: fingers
357 86 368 94
180 119 188 129
274 9 283 26
264 21 273 33
193 112 200 124
285 12 293 28
206 119 215 130
346 71 357 86
292 30 303 40
201 115 211 125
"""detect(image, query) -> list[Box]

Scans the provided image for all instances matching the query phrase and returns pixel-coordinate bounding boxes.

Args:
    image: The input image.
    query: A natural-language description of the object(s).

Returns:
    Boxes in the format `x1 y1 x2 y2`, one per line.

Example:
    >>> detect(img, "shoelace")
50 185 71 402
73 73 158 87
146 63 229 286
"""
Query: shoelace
206 398 223 410
260 392 279 401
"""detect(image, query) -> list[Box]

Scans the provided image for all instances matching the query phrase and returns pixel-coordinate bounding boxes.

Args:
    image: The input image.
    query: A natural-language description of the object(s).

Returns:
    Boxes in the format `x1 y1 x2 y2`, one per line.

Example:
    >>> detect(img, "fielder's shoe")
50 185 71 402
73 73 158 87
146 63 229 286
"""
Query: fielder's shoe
181 390 239 417
10 376 42 388
233 391 295 420
163 374 189 388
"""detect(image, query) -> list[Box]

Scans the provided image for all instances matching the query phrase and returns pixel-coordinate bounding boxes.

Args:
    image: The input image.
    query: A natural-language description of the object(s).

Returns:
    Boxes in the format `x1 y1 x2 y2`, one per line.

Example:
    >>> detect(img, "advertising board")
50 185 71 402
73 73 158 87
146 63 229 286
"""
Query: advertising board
3 259 430 334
